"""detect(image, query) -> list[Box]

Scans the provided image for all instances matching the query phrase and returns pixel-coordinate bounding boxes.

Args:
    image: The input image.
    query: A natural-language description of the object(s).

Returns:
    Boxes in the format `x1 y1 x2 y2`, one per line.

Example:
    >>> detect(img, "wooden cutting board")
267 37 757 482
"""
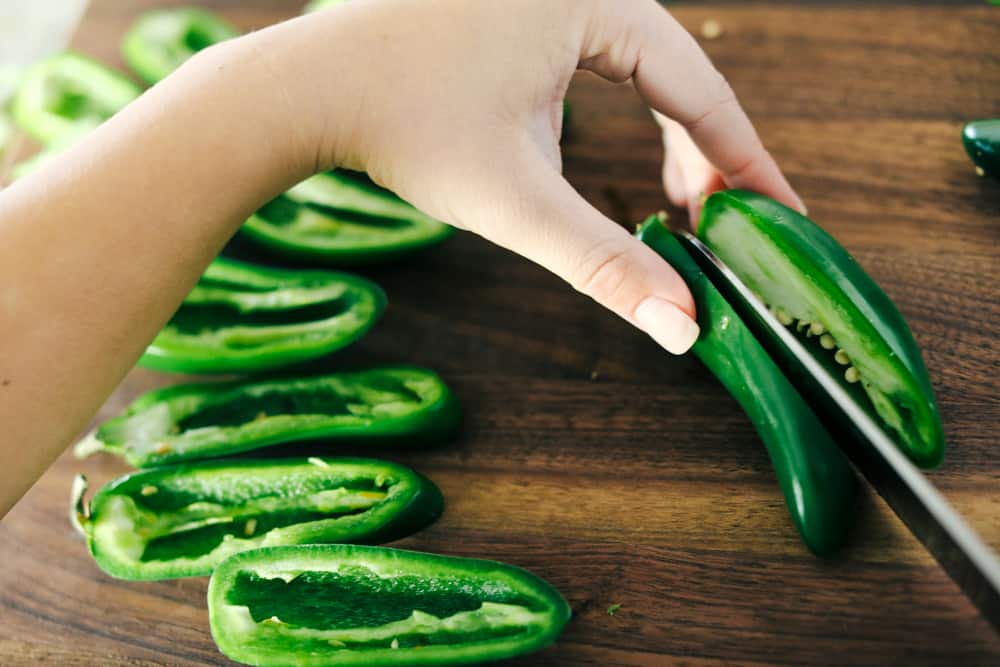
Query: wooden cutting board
2 1 999 665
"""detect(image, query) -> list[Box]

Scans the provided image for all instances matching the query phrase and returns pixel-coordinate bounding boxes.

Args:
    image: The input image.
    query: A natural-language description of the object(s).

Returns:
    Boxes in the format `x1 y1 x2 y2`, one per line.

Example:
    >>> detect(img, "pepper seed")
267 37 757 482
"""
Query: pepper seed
701 19 724 40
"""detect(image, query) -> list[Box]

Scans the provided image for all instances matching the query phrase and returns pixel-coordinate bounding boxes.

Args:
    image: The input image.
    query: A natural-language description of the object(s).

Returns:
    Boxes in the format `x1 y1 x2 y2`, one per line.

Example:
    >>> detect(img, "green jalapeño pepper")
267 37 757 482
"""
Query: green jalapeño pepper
11 52 140 145
242 171 455 265
72 458 442 580
208 545 571 667
75 367 462 467
140 257 385 374
962 119 1000 178
698 191 945 467
122 7 239 86
637 215 858 555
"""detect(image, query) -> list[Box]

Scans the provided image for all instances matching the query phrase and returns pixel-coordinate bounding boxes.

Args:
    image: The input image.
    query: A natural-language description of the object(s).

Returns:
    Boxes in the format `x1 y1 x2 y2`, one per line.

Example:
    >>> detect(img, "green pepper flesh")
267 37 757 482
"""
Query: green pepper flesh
638 215 858 555
208 544 571 666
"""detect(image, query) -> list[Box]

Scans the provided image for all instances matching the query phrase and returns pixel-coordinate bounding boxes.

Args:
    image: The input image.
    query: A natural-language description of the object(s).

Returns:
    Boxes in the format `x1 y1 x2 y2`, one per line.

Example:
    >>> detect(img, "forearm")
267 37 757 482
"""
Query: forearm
0 34 319 515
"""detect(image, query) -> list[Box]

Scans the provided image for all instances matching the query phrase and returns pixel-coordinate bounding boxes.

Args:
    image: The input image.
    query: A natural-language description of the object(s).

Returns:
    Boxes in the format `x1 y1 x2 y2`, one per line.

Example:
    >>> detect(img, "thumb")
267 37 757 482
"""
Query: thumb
445 145 700 355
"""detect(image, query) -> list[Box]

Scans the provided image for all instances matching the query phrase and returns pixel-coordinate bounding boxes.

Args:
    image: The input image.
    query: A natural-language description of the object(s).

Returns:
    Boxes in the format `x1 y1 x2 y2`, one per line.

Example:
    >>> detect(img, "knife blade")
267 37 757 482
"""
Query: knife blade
675 229 1000 632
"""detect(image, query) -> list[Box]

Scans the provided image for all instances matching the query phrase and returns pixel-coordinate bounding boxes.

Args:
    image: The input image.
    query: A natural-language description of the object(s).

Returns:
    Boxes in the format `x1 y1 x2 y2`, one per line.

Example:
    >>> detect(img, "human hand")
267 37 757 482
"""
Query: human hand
655 113 805 225
212 0 804 355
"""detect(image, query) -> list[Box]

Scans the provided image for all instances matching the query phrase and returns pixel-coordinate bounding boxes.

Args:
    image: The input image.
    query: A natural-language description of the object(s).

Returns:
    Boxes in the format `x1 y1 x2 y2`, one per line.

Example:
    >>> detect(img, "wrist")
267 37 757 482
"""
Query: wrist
206 11 364 177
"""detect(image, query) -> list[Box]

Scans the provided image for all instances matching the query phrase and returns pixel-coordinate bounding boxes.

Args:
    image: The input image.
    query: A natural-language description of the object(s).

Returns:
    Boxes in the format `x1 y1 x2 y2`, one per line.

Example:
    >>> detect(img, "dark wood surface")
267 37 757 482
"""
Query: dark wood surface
2 1 999 665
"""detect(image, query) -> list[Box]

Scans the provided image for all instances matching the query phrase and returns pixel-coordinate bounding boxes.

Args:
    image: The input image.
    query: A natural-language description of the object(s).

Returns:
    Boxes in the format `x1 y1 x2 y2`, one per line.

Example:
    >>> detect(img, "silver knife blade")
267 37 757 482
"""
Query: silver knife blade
675 229 1000 632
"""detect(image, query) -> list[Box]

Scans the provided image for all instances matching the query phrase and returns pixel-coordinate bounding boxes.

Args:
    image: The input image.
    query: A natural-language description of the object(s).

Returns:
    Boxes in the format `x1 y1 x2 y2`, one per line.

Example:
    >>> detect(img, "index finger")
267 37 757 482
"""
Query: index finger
582 1 804 213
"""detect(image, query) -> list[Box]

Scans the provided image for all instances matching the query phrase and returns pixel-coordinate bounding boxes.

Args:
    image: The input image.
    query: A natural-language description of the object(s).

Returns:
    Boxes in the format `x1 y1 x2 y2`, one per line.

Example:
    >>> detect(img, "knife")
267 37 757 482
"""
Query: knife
675 229 1000 632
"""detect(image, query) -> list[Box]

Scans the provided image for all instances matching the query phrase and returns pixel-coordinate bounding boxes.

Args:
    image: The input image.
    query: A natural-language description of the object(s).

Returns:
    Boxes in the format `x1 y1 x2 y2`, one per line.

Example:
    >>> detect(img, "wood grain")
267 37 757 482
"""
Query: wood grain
2 1 999 665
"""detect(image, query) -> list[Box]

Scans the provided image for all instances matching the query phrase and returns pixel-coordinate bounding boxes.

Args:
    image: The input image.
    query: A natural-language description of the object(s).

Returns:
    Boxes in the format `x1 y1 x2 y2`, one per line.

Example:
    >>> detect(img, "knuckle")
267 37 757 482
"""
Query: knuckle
683 72 738 132
572 241 635 307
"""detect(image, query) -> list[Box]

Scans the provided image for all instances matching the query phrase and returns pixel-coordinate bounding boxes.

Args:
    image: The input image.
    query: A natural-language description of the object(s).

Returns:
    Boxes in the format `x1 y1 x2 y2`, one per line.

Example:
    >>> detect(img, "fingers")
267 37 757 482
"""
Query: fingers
657 114 727 225
443 141 699 355
580 0 805 214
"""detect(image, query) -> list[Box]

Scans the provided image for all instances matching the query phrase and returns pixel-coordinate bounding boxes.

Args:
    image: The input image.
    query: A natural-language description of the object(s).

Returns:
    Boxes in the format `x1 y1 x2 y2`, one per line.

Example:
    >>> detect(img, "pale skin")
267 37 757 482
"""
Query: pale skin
0 0 803 516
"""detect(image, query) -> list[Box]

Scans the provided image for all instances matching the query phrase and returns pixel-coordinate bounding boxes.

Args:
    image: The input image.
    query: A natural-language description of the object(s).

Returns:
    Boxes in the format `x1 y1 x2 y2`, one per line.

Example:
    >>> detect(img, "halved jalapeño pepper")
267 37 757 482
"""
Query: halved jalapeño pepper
208 545 571 667
962 119 1000 178
242 171 454 265
637 215 858 554
11 52 140 145
122 7 239 85
698 191 944 467
71 458 443 580
75 367 462 467
140 257 385 374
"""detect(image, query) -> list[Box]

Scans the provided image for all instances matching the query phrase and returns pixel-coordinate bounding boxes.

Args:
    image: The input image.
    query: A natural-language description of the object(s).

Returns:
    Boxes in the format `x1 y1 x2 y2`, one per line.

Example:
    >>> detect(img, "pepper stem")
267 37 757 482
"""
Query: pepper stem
73 430 106 459
69 474 90 538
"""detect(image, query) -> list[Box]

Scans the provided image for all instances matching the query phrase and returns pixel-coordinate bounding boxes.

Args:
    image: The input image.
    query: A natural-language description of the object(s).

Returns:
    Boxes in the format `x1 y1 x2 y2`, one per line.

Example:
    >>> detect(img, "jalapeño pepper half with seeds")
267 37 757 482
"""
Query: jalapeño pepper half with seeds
637 215 858 555
697 191 945 467
72 458 442 580
208 544 571 667
75 367 461 467
140 257 385 374
11 52 140 145
242 170 455 265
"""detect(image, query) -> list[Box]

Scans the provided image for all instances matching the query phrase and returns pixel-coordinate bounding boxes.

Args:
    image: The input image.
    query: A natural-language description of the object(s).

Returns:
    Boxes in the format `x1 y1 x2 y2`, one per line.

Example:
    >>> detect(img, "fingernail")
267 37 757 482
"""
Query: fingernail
794 194 808 216
634 297 700 355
